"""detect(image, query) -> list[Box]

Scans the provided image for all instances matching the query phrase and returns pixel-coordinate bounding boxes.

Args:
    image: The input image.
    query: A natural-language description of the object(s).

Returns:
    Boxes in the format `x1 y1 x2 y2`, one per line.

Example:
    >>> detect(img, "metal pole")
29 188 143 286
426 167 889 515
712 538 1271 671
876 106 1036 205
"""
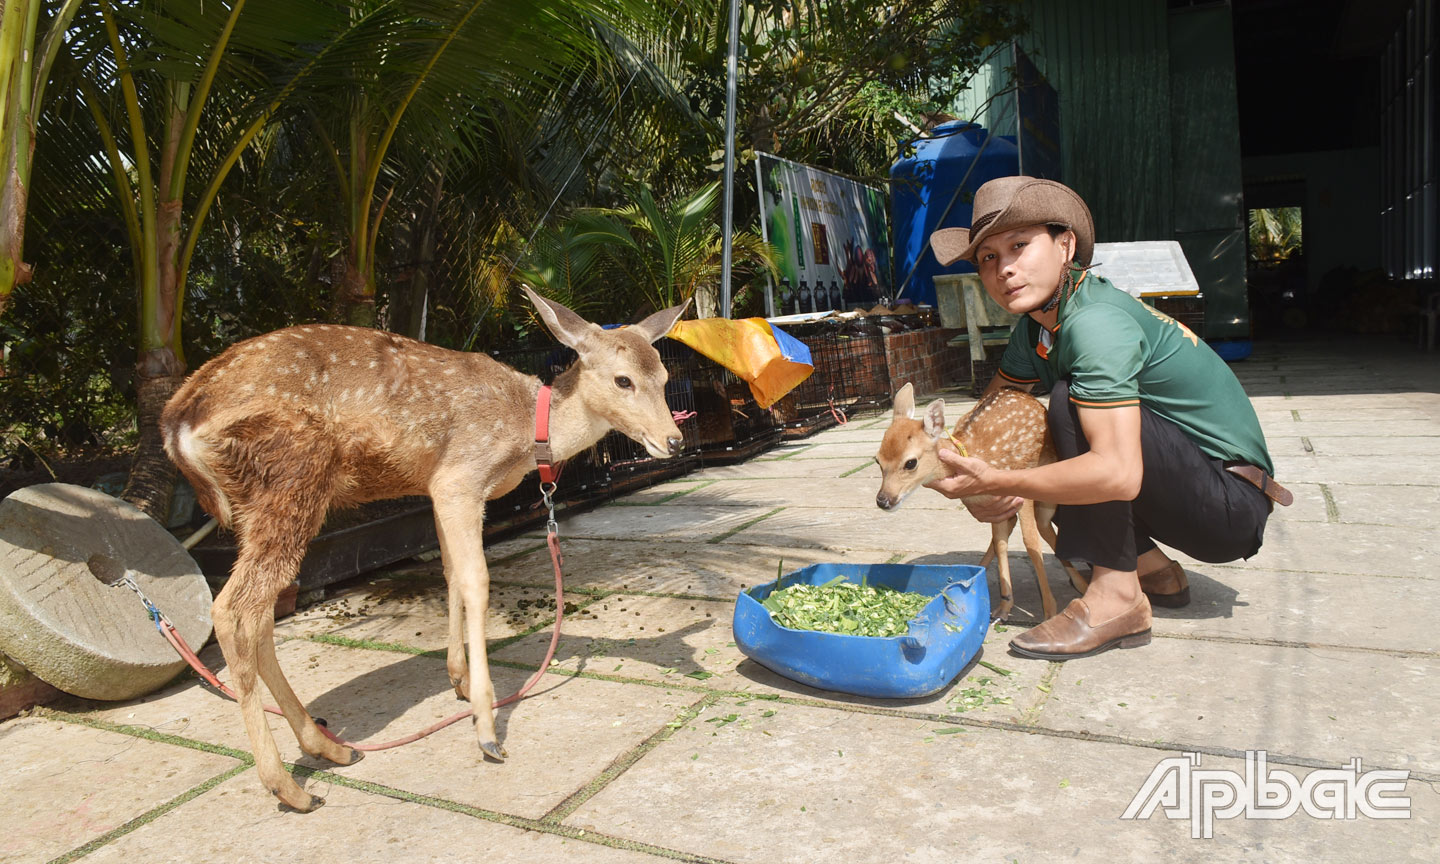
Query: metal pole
720 0 740 318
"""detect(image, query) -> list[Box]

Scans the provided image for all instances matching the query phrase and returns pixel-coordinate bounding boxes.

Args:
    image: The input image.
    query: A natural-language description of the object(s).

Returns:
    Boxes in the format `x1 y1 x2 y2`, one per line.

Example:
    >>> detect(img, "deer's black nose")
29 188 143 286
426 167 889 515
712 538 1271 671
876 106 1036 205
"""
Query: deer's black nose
667 436 684 456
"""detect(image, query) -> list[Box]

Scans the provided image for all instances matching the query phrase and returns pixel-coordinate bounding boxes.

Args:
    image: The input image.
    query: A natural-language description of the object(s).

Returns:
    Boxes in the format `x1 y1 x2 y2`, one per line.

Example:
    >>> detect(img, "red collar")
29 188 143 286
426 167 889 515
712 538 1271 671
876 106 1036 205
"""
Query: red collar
534 384 558 485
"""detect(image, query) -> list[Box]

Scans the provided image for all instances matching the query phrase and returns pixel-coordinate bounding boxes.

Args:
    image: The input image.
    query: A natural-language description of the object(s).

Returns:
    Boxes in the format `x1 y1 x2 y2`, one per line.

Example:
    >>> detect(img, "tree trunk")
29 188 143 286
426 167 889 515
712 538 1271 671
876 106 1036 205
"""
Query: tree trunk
335 254 375 327
121 348 183 524
388 169 444 340
0 167 34 324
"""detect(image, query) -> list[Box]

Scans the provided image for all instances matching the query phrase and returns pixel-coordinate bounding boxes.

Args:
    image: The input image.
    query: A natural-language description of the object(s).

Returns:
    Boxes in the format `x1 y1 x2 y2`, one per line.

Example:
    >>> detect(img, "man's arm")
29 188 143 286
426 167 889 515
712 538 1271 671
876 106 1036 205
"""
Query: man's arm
928 403 1144 506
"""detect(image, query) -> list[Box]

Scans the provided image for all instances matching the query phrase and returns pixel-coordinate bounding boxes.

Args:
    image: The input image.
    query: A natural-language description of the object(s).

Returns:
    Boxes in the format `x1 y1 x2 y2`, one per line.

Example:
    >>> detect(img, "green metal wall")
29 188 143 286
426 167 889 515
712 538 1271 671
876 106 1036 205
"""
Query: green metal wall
951 0 1250 338
1016 0 1176 244
1166 4 1249 338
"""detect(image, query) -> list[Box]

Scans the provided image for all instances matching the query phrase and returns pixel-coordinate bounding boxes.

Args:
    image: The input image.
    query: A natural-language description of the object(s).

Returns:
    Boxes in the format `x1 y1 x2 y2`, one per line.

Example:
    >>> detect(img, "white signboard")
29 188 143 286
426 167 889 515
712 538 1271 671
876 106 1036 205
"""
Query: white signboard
1088 241 1201 298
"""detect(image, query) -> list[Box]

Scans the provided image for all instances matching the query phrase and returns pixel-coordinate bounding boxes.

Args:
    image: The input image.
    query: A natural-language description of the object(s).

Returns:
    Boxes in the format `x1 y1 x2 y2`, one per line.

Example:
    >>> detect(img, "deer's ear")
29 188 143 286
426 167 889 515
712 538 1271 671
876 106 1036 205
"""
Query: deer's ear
524 286 597 351
630 297 692 343
923 399 947 439
892 383 915 420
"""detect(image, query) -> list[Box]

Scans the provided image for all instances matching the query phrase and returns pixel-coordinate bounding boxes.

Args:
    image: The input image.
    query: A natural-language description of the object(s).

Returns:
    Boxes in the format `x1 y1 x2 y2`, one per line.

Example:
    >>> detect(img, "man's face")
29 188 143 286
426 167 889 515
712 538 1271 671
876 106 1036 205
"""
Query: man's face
974 224 1074 316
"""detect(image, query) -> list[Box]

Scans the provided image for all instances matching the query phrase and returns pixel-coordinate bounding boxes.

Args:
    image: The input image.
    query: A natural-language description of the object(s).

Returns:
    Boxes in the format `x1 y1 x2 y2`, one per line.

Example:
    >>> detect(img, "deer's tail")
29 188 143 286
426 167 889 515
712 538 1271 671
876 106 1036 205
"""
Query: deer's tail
164 421 235 529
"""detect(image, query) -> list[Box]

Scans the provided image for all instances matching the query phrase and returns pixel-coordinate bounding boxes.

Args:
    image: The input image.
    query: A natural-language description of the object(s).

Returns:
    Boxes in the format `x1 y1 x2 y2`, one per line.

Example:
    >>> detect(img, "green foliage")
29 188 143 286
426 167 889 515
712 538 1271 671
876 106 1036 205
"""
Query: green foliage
515 181 778 322
1248 207 1304 266
1 0 1019 477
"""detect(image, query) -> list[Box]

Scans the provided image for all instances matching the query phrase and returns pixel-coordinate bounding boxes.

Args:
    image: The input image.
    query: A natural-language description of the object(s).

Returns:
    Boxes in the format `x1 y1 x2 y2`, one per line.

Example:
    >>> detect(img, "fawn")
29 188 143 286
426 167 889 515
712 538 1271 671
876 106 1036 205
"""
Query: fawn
162 287 687 811
874 383 1087 621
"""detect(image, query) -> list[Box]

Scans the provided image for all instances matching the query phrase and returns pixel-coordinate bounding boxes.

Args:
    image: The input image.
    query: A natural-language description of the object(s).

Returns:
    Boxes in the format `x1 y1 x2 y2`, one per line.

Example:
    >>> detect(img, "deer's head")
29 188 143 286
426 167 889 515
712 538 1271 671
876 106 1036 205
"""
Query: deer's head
524 287 688 458
874 382 952 510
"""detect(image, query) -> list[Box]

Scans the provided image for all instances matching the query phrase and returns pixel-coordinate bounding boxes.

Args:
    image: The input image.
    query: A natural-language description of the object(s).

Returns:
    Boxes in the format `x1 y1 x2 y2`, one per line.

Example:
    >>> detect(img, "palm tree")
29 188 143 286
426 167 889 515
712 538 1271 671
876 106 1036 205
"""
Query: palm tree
36 0 349 518
551 181 778 320
0 0 86 323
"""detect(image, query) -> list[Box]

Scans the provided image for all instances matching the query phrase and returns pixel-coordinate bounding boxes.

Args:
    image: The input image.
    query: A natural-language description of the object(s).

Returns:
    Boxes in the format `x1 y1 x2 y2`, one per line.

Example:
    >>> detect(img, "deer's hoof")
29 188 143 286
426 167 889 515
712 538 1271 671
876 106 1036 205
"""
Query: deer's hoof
453 681 470 701
337 747 365 766
479 739 508 761
279 792 326 813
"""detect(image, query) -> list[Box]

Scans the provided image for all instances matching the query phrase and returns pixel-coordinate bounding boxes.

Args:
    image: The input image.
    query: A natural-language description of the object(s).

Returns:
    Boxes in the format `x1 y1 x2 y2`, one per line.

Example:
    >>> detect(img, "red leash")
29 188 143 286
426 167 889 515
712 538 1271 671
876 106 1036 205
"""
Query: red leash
120 385 569 752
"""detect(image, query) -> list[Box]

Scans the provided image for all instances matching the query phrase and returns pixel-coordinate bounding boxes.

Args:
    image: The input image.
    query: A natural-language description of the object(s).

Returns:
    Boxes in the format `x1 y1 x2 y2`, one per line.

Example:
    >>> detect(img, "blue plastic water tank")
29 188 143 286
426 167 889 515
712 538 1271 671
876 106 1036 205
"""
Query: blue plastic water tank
890 122 1019 308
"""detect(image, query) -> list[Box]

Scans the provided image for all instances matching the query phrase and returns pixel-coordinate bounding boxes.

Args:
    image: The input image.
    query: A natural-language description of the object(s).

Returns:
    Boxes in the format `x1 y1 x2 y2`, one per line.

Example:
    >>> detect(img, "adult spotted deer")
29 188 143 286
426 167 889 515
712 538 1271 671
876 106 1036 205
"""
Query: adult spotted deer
162 288 687 811
874 383 1087 620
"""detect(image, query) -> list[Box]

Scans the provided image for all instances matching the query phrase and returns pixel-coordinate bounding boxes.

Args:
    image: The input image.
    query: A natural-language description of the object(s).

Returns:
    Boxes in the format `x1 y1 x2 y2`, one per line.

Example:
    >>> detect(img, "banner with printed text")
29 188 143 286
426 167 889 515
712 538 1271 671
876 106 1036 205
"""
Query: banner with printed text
754 153 891 316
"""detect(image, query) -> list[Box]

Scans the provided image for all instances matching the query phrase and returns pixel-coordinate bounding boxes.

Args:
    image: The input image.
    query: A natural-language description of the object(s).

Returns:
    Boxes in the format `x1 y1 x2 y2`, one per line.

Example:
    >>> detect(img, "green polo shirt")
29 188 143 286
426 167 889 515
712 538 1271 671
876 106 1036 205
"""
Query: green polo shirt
997 270 1274 475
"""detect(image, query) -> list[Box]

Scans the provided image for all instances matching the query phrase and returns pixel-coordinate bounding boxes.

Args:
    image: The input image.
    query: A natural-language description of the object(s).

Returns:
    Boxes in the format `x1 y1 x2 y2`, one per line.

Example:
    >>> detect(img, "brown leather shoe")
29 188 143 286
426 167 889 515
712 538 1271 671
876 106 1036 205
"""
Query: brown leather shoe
1008 595 1152 660
1140 561 1190 608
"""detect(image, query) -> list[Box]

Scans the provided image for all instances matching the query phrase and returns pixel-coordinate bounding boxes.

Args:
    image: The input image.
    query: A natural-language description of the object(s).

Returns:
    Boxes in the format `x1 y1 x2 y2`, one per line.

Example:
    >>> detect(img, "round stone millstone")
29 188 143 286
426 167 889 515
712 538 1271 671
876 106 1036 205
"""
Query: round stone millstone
0 483 214 701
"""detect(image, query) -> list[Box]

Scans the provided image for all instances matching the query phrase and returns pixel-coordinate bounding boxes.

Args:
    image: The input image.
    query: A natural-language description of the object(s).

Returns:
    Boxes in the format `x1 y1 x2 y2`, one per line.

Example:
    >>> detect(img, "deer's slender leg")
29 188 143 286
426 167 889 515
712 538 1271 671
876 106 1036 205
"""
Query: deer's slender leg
255 613 362 767
978 538 998 569
432 494 504 759
1034 501 1088 593
213 564 320 812
445 570 469 700
991 515 1017 620
1018 501 1057 619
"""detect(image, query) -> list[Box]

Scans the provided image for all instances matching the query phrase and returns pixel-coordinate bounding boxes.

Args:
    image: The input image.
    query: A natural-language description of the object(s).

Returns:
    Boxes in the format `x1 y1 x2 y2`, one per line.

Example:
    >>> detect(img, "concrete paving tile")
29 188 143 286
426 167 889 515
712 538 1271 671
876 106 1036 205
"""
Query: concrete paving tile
1143 565 1440 654
275 573 591 650
1248 480 1330 523
800 424 888 441
62 641 688 819
0 716 239 864
1282 420 1440 437
729 504 997 553
1239 519 1439 577
1323 482 1440 529
491 592 1052 724
788 440 893 459
1284 406 1436 421
610 478 712 505
68 640 464 763
690 458 875 480
327 674 693 820
486 537 885 598
556 501 780 542
636 475 952 511
567 698 1438 863
1272 454 1440 485
1304 436 1440 457
1033 637 1440 775
1262 435 1315 459
78 771 668 864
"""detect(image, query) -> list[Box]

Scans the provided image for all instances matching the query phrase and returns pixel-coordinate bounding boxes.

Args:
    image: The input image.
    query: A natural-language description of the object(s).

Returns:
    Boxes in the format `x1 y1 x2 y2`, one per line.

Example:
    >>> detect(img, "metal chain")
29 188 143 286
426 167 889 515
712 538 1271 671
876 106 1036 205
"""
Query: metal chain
540 480 559 537
110 571 166 633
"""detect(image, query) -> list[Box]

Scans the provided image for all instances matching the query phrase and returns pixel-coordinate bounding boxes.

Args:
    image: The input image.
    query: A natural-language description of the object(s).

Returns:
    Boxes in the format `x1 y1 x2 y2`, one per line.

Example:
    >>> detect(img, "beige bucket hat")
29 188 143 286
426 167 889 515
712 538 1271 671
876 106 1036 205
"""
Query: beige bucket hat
930 176 1095 267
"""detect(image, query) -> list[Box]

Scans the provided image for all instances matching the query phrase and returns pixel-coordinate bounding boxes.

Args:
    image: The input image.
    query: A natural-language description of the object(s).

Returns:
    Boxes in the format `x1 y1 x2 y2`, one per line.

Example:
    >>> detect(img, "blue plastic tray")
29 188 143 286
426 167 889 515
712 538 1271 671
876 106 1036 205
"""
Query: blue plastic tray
733 563 989 699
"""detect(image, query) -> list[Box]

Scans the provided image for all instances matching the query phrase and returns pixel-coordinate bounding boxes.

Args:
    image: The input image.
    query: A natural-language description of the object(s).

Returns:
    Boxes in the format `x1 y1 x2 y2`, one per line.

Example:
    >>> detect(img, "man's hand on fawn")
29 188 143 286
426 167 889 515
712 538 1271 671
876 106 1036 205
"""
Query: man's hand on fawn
925 449 1024 523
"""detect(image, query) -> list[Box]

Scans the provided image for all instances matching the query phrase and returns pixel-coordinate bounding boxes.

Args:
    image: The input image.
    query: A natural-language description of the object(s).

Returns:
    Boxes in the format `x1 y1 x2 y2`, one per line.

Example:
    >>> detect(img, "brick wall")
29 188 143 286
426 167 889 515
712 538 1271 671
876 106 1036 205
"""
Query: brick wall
882 327 968 397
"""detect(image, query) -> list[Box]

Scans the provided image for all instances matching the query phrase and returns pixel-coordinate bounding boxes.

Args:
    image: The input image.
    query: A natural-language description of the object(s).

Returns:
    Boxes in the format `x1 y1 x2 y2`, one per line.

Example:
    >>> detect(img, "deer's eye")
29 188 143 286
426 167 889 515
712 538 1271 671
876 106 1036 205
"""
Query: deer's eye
904 458 918 471
615 376 633 390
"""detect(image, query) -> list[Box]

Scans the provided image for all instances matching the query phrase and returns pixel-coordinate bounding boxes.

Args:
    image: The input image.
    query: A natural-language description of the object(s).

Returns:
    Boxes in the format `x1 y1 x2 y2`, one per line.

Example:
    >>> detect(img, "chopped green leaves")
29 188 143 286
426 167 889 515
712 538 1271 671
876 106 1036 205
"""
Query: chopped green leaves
761 577 932 638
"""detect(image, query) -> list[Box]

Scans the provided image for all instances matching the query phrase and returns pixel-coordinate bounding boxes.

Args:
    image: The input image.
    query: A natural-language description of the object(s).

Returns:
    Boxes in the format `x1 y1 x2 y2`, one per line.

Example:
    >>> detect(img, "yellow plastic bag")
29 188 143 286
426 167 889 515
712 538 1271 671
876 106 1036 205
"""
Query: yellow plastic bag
668 318 814 409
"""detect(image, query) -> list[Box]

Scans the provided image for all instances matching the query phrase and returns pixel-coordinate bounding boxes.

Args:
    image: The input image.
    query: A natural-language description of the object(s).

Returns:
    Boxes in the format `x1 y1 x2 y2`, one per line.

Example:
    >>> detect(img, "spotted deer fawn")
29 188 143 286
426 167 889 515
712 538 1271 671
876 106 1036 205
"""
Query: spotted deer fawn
162 288 687 811
874 383 1087 620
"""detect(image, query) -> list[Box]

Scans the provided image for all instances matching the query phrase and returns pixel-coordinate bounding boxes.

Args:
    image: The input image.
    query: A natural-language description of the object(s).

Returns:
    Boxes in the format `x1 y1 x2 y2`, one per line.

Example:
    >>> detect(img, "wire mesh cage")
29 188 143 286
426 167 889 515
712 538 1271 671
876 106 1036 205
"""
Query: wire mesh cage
676 342 781 464
772 317 892 436
969 344 1007 398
